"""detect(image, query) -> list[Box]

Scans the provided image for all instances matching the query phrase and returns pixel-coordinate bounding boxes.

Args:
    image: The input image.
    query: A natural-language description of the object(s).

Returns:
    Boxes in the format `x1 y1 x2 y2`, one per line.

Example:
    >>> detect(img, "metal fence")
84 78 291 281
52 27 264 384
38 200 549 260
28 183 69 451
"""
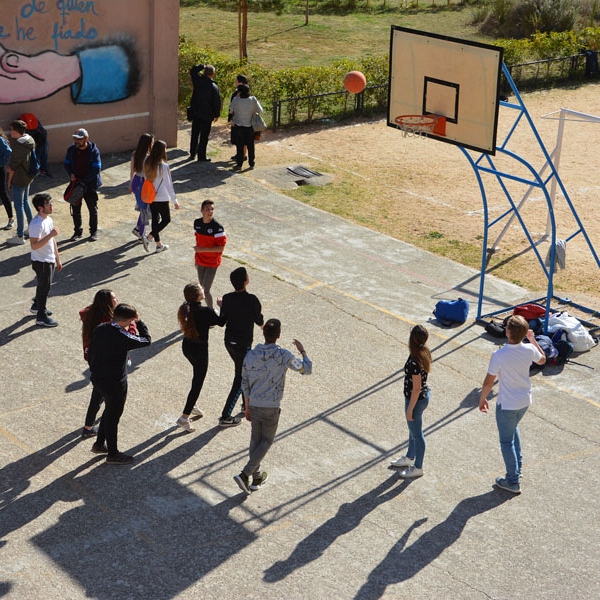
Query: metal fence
271 84 388 131
270 53 598 130
505 53 591 90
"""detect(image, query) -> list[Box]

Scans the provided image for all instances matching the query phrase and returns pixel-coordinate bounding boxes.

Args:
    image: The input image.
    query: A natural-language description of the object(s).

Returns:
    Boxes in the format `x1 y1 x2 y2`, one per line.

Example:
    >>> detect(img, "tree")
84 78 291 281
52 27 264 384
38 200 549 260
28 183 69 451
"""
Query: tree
238 0 248 60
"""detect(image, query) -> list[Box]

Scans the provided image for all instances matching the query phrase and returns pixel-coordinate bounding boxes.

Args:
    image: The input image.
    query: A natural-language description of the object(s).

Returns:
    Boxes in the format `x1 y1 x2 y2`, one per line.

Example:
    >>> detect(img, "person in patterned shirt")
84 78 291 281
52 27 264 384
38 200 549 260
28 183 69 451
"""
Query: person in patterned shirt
390 324 432 479
233 318 312 495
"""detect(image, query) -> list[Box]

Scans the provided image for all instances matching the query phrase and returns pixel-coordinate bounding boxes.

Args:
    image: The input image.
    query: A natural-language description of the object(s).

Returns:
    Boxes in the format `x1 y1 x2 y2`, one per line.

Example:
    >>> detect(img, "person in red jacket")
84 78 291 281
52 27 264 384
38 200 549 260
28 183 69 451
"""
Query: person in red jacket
193 199 226 308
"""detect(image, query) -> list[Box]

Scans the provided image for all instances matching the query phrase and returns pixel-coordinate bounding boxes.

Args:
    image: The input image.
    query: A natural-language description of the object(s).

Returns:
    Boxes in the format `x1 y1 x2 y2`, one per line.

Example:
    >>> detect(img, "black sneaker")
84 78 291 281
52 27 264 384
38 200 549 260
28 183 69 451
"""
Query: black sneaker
91 442 108 454
106 452 134 465
234 472 251 495
81 426 98 439
219 415 242 428
36 315 59 327
89 232 98 241
30 303 53 316
250 471 268 491
71 231 83 241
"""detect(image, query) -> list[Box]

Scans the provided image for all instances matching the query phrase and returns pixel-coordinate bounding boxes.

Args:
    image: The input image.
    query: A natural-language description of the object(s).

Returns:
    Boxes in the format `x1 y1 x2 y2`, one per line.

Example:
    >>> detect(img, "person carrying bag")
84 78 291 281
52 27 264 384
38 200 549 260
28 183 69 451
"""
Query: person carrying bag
229 83 263 170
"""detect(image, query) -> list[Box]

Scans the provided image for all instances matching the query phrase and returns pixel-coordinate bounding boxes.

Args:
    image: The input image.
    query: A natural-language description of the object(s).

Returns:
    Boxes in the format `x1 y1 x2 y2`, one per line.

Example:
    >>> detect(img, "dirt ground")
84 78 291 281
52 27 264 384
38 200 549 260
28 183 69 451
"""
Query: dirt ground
190 82 600 305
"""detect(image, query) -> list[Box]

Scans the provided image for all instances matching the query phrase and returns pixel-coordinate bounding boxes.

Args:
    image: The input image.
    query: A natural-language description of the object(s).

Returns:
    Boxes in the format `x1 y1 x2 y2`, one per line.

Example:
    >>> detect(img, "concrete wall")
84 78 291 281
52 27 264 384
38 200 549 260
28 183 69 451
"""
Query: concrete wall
0 0 179 161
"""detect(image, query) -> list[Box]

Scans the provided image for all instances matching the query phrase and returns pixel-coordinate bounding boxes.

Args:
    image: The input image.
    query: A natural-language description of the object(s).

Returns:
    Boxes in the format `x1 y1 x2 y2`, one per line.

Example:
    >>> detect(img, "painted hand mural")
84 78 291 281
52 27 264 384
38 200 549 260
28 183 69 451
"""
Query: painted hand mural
0 37 140 104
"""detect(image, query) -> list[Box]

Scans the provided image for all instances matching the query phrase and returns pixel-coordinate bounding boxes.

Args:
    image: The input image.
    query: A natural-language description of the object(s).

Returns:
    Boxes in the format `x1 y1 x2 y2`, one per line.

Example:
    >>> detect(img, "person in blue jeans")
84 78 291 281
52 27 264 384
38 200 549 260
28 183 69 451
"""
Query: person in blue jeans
6 119 35 245
390 324 432 479
479 315 546 494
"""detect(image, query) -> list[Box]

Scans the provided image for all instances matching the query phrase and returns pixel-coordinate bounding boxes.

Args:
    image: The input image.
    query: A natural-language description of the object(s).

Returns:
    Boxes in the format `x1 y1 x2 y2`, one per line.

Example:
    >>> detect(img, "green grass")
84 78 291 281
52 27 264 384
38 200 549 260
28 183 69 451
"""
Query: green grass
180 3 489 70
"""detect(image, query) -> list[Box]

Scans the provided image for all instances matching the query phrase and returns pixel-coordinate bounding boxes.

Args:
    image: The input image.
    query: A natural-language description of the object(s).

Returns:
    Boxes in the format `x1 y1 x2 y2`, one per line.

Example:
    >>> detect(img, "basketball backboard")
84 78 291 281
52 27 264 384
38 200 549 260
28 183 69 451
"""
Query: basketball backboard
387 27 503 154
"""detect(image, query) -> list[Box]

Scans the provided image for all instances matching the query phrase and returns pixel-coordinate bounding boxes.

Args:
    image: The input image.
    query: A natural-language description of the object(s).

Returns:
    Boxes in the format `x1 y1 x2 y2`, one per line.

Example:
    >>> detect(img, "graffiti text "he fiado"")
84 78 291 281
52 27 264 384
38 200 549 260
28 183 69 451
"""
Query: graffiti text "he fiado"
52 18 97 50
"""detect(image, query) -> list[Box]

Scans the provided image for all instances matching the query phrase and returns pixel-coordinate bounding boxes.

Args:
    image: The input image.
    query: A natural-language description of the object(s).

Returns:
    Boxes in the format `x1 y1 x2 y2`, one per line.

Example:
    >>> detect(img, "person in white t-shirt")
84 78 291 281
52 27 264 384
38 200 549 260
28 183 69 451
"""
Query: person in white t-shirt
29 193 62 327
479 315 546 494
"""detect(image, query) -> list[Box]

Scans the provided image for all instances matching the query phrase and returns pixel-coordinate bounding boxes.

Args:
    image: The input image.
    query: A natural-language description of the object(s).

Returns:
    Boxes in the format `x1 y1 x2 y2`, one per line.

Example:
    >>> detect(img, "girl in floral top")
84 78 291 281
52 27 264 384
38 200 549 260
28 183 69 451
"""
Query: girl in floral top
390 324 432 478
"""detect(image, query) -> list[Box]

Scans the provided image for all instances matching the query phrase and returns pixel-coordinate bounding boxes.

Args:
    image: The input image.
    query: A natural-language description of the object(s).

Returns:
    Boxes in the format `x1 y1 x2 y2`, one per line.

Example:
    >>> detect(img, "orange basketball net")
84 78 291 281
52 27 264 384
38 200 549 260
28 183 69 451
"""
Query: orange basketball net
394 114 446 138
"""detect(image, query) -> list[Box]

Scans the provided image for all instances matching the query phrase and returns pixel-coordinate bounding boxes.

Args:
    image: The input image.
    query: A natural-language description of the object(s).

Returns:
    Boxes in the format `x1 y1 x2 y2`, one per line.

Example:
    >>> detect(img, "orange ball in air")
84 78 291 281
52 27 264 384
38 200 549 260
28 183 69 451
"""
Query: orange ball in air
344 71 367 94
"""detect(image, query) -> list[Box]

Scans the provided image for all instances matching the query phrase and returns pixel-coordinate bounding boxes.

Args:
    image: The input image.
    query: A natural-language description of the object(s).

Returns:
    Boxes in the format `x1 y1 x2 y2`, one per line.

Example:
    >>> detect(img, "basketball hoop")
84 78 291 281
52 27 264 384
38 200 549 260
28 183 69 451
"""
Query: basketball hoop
394 114 446 138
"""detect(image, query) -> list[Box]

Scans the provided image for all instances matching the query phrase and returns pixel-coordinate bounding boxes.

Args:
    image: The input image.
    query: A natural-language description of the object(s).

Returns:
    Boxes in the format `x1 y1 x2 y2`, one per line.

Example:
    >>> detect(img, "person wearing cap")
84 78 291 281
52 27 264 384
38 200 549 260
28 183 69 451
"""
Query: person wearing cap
64 128 102 241
188 64 221 162
217 267 264 427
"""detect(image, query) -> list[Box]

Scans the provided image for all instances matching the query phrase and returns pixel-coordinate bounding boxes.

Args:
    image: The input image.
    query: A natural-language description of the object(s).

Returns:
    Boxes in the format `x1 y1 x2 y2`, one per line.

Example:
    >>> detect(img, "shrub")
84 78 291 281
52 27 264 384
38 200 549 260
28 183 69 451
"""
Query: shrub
477 0 579 38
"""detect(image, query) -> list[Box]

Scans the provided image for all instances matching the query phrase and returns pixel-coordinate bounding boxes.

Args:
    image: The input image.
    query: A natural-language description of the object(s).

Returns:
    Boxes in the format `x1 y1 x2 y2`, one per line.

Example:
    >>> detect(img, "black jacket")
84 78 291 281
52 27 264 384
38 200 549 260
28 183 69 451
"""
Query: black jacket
190 66 222 121
220 291 263 346
89 320 151 386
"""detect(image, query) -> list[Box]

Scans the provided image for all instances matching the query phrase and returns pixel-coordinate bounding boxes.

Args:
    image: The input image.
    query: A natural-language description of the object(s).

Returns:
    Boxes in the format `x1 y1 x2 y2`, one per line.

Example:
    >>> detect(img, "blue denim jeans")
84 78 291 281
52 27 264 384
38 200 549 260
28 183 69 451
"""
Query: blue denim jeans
495 403 528 484
405 391 430 469
12 184 32 237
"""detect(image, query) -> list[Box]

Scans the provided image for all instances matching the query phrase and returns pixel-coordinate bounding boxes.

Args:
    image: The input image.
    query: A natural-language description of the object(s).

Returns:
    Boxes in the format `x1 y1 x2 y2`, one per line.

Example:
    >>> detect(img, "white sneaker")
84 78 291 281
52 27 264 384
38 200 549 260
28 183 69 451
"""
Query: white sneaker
190 406 204 418
155 244 169 253
3 218 14 230
7 235 24 245
141 234 150 253
176 416 194 431
390 455 414 468
399 466 423 479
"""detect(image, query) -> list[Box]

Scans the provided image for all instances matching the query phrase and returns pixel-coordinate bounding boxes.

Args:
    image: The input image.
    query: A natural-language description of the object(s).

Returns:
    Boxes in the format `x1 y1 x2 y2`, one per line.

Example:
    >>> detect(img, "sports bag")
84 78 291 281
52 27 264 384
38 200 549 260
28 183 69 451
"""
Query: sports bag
513 303 546 320
433 298 469 326
484 320 506 338
63 180 86 205
141 178 162 204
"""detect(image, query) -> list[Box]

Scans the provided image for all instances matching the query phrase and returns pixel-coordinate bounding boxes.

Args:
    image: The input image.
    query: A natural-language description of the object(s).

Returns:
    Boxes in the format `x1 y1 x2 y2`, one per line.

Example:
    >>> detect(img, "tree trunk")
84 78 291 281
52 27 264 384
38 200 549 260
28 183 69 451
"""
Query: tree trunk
239 0 248 60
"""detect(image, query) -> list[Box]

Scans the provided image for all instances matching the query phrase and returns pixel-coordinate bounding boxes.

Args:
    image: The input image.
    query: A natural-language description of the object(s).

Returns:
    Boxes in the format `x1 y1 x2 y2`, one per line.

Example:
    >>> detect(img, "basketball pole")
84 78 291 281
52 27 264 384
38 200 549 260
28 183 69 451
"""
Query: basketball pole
462 63 600 333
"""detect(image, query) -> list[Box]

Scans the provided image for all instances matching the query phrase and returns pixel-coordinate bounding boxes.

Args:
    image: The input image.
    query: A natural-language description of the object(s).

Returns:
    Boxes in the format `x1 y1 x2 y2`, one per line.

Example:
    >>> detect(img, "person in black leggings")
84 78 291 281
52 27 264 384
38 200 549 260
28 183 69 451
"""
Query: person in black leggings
175 283 225 431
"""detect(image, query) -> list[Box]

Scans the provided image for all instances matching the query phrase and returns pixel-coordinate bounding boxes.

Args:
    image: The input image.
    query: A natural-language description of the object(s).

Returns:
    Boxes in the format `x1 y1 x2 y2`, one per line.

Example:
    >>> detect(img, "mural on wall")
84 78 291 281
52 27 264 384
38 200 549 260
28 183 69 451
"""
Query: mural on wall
0 1 141 104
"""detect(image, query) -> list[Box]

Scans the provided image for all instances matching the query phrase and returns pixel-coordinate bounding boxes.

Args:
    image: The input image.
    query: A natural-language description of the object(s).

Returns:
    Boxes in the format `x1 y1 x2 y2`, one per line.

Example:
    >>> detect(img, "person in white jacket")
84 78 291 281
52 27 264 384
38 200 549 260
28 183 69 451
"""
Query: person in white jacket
229 83 262 170
143 140 179 252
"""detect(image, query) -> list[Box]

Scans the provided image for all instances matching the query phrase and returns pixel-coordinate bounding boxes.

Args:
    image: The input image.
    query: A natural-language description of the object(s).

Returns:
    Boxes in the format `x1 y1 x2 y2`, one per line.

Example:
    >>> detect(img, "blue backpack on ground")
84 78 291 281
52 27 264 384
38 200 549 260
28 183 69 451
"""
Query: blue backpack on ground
28 147 40 178
433 298 470 326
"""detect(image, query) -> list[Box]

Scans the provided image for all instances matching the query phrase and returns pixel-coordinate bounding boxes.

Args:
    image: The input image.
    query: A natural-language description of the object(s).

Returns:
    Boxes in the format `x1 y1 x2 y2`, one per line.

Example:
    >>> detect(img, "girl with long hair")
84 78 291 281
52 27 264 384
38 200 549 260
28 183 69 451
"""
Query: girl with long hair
143 140 179 252
130 132 154 251
175 283 224 431
390 324 432 478
0 127 14 230
80 289 119 437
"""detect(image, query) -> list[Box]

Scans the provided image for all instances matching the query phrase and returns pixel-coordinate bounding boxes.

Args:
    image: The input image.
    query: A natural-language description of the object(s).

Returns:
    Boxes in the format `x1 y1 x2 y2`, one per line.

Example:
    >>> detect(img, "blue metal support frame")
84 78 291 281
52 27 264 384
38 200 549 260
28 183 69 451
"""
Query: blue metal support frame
460 64 600 333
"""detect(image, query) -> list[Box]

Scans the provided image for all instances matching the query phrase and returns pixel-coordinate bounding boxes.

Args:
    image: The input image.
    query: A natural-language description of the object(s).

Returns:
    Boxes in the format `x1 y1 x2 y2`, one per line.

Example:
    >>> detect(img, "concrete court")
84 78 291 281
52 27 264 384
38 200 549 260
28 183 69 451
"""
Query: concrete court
0 148 599 600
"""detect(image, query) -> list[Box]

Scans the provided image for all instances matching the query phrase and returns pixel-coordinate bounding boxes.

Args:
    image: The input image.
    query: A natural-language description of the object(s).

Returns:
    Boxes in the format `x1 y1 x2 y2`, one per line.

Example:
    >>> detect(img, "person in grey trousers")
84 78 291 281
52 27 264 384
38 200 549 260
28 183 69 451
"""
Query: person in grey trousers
233 318 312 494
